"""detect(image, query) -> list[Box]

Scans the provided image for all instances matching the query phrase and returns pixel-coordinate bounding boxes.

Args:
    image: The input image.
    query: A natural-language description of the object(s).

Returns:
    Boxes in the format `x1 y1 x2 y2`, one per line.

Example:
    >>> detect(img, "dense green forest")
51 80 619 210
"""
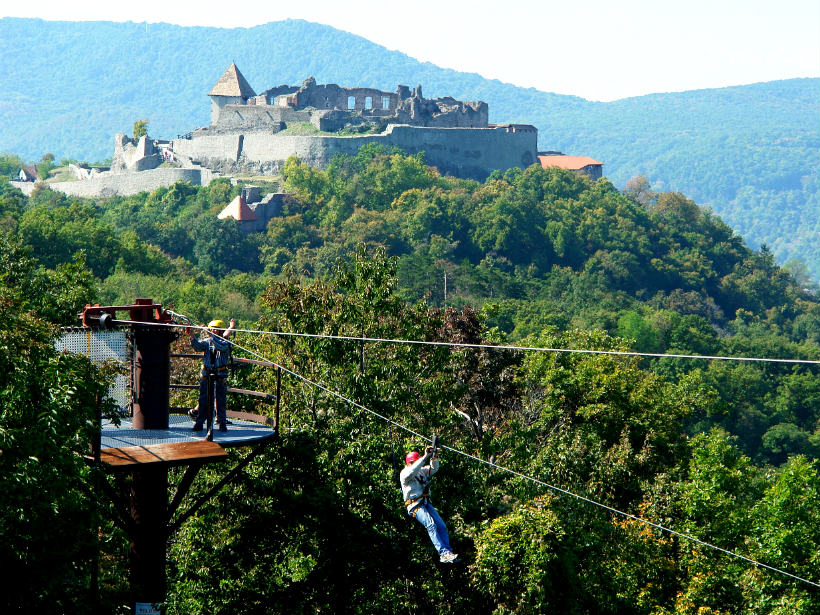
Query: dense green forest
1 146 819 613
0 17 817 278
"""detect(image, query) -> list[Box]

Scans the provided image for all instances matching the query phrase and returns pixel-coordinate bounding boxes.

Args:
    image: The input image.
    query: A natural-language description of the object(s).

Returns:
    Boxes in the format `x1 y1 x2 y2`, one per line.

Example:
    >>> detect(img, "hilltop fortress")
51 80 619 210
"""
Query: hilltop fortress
171 63 537 180
35 64 556 198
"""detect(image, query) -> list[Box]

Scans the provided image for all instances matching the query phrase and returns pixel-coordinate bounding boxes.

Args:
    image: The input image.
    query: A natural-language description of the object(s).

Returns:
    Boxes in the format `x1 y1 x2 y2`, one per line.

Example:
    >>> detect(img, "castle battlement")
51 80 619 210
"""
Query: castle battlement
176 63 538 181
208 66 490 134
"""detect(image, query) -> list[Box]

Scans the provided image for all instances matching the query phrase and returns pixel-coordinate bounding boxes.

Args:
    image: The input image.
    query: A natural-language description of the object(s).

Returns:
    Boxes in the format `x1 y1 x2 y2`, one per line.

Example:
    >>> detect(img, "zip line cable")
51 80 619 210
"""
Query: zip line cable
226 327 820 366
119 319 820 365
140 317 820 590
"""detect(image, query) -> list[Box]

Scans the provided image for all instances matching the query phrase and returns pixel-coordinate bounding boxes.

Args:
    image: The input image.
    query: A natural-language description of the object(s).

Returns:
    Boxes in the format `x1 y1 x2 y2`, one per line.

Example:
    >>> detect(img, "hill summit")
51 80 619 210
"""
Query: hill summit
0 17 817 277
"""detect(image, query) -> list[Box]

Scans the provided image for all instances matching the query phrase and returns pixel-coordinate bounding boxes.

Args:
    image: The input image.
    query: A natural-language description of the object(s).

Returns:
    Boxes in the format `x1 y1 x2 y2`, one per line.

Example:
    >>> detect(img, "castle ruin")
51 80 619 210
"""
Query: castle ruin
37 63 540 198
172 63 537 180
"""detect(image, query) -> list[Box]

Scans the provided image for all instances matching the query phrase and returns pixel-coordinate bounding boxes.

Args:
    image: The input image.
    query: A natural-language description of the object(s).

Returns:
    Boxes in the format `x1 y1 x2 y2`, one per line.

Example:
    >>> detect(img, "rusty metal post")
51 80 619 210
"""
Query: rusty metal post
91 394 102 613
132 326 173 429
128 303 174 613
129 465 168 614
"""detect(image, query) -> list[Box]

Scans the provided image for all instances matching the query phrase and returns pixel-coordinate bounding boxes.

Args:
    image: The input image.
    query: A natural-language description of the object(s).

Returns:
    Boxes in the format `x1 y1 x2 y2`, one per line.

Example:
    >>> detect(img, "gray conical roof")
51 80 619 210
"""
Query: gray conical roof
209 63 256 98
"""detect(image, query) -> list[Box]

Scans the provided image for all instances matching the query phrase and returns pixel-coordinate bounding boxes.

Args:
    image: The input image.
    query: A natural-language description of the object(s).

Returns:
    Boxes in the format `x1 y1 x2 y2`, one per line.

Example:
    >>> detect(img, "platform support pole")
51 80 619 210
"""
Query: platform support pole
128 317 173 613
129 465 169 614
132 325 173 430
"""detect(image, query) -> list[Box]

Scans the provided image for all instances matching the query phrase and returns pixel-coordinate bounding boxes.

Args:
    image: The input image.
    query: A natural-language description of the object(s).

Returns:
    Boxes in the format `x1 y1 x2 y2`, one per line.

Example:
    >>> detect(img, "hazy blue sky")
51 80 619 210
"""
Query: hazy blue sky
3 0 818 101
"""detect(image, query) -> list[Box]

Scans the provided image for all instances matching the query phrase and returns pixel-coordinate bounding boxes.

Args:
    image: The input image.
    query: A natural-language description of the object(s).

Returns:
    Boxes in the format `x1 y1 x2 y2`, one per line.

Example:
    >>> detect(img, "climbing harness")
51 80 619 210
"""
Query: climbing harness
404 493 430 518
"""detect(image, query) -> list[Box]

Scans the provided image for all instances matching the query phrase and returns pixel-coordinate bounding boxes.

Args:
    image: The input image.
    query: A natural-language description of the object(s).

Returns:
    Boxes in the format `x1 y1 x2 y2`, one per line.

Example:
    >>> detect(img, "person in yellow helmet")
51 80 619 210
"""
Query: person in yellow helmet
189 317 236 432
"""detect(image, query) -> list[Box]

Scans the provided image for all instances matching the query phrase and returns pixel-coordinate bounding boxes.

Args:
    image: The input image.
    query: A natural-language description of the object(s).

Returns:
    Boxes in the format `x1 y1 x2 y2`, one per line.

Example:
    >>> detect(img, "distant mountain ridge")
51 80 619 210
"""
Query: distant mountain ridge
1 17 817 277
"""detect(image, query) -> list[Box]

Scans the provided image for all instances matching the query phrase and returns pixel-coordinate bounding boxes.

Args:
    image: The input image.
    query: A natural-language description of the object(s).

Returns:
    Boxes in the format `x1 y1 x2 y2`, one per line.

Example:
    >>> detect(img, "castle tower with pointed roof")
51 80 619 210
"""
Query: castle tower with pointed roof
209 63 257 124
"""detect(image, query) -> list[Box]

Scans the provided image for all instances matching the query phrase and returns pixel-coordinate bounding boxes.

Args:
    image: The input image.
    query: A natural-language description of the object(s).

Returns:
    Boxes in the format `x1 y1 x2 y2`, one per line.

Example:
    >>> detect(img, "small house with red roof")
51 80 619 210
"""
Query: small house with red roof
217 187 288 233
537 153 603 180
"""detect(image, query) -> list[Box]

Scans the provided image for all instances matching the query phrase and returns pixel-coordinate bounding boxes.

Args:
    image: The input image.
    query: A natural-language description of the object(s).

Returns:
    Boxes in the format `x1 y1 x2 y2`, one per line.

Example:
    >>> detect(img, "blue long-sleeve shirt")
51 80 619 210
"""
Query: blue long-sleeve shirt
191 333 233 374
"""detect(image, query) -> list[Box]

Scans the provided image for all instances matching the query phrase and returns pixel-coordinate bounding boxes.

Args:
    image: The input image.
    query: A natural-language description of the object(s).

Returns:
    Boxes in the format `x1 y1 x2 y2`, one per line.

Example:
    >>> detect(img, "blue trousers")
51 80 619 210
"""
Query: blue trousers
195 377 227 425
410 501 452 555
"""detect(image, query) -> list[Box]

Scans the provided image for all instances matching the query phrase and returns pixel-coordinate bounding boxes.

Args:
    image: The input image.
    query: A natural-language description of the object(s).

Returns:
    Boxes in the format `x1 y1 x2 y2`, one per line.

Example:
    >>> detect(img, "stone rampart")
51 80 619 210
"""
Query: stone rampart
172 124 537 181
175 134 243 164
48 168 214 198
213 106 320 132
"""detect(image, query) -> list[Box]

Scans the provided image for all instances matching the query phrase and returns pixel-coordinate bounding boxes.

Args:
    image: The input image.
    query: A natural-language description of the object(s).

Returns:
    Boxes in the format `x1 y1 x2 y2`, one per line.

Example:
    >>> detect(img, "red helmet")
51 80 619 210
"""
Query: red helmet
405 451 421 465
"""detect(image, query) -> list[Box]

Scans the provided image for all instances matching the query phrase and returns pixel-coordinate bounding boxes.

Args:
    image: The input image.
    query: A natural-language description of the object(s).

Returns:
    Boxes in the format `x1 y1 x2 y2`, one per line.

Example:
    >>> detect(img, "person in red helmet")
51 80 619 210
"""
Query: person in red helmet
400 445 458 563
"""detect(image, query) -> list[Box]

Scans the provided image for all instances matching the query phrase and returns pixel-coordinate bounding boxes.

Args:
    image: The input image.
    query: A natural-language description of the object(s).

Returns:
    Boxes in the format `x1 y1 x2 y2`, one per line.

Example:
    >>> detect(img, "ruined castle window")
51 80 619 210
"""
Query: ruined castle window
382 96 390 110
365 96 373 109
347 96 356 110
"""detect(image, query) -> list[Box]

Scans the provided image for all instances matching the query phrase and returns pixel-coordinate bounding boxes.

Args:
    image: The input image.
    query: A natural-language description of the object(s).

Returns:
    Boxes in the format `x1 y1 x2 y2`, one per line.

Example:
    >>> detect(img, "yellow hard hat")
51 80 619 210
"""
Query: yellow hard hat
208 319 225 328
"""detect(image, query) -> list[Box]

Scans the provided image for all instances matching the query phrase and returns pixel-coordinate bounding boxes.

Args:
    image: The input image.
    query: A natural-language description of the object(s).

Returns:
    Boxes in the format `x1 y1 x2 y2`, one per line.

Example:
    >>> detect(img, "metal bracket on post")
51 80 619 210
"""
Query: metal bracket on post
79 299 173 328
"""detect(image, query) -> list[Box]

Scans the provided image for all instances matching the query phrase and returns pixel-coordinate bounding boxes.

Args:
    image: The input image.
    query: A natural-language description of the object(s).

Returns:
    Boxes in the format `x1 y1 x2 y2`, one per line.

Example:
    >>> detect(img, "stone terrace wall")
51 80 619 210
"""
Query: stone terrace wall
173 124 537 181
213 106 319 132
48 168 214 198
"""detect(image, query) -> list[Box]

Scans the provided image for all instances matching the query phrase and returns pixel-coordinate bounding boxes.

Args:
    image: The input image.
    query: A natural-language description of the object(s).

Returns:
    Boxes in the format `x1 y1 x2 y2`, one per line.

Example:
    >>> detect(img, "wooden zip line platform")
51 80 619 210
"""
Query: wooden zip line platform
94 413 276 469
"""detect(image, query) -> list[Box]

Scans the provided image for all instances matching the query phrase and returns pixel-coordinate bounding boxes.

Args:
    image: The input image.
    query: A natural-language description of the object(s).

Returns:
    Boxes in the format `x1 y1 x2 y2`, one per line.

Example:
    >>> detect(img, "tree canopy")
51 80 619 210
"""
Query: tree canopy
1 146 819 613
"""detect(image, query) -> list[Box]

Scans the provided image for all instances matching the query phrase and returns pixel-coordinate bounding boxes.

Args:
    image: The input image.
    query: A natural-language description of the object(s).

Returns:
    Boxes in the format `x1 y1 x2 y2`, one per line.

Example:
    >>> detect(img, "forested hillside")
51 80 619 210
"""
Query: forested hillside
0 18 817 277
2 146 820 612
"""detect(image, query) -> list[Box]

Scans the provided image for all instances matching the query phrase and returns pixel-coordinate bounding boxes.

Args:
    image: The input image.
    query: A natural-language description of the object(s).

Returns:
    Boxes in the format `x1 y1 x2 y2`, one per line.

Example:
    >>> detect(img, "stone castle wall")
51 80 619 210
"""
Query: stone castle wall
48 167 214 198
209 106 327 132
214 77 489 134
172 124 537 180
263 81 400 112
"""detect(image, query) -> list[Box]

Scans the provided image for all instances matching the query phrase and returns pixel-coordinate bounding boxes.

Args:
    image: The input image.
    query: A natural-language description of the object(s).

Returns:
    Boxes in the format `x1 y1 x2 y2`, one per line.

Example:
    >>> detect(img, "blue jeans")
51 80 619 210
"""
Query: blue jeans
195 377 227 425
411 501 452 555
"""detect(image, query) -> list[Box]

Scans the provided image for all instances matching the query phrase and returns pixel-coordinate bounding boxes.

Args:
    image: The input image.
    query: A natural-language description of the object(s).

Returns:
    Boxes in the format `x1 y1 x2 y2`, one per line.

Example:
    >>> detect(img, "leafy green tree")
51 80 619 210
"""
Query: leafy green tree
743 456 820 614
37 152 56 179
19 199 122 277
624 175 657 207
133 119 148 140
472 496 572 614
617 310 662 352
0 179 25 231
0 250 121 611
760 423 818 465
0 234 96 325
513 328 716 505
114 230 172 276
0 153 26 179
192 216 260 278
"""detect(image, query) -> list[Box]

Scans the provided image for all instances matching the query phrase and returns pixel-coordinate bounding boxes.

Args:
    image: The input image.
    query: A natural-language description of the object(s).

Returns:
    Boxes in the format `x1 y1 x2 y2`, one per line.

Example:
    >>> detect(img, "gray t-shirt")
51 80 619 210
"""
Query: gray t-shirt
400 453 439 511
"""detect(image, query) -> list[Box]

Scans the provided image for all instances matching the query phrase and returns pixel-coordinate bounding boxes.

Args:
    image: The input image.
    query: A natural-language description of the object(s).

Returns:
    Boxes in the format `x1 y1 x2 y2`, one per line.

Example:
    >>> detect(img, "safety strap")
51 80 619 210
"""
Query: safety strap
405 493 430 518
200 370 228 380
